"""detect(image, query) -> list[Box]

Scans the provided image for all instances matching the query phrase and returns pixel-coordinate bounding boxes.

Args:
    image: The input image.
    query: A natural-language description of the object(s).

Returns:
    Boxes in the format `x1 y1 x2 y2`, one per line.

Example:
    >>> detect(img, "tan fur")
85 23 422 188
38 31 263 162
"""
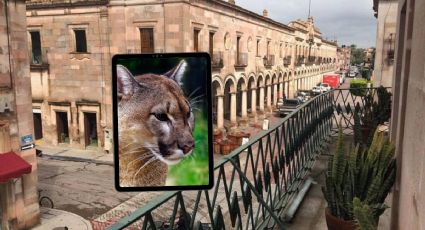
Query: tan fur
117 61 194 187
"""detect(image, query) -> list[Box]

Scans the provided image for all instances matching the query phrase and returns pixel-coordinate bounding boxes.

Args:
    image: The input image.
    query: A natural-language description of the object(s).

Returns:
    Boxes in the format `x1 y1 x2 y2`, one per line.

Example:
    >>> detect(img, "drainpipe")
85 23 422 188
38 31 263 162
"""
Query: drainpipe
4 0 13 89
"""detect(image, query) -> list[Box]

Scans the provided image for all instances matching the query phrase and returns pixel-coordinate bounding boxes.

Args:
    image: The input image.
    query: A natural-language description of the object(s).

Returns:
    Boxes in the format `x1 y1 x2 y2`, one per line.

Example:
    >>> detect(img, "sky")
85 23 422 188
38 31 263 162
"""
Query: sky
237 0 377 48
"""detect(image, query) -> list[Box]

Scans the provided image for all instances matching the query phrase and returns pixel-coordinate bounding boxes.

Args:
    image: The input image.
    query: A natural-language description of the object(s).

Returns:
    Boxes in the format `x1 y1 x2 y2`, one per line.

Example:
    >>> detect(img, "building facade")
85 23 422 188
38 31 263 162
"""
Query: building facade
26 0 339 150
389 0 425 229
0 0 40 229
336 45 351 71
372 0 398 87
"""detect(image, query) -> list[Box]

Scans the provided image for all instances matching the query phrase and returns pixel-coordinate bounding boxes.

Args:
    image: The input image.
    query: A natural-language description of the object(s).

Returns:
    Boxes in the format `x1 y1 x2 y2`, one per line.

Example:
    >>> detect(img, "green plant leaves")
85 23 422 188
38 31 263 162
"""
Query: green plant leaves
322 127 396 223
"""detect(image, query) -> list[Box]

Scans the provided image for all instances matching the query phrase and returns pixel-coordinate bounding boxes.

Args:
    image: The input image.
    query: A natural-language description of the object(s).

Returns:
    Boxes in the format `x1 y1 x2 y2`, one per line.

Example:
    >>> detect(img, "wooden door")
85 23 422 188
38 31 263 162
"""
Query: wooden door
140 28 154 53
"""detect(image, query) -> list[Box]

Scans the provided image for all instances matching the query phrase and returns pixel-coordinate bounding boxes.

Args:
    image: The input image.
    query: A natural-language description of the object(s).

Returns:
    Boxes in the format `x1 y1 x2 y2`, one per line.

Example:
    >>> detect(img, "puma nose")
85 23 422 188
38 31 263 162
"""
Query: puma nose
179 139 195 154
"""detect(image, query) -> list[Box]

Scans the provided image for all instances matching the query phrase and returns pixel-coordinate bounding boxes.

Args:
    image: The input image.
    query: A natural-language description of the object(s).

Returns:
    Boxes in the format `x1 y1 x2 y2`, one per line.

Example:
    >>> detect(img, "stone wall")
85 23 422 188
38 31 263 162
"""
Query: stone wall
0 0 40 229
390 0 425 229
373 0 398 87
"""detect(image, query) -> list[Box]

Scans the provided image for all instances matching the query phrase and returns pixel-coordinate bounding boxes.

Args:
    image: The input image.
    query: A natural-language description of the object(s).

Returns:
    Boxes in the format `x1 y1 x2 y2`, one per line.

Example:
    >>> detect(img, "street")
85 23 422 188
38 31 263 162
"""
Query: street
37 157 135 220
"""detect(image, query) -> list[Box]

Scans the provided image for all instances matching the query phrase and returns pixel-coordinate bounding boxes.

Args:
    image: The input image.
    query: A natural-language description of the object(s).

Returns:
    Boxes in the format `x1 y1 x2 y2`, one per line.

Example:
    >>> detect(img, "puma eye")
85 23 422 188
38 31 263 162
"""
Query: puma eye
153 113 169 121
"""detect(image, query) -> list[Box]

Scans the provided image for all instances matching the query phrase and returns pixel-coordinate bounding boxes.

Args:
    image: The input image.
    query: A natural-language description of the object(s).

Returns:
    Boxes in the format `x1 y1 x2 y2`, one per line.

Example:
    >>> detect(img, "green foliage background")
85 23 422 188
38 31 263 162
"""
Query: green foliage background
168 111 209 186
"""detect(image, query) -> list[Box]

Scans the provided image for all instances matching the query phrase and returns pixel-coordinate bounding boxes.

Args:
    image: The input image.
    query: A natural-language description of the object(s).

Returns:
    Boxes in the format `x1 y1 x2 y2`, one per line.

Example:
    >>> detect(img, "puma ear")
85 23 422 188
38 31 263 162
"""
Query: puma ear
162 60 187 86
116 64 137 99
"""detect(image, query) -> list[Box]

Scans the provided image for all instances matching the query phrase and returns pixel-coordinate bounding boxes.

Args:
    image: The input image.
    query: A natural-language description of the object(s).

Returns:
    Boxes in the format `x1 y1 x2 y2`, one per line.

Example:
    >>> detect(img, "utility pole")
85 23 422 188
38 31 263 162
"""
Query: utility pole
308 0 311 17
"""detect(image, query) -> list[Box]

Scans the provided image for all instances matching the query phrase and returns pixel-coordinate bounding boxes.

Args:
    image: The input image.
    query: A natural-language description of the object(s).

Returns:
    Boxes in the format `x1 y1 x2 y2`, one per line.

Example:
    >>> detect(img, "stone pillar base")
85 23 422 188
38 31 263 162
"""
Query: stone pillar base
239 117 249 127
257 111 267 120
229 121 238 131
249 113 258 123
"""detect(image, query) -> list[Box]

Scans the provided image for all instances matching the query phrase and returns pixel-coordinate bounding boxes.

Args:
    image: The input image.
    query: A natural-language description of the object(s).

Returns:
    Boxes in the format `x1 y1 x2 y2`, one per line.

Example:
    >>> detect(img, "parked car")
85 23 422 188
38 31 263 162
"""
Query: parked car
296 90 313 102
316 82 331 92
312 86 325 95
275 98 303 117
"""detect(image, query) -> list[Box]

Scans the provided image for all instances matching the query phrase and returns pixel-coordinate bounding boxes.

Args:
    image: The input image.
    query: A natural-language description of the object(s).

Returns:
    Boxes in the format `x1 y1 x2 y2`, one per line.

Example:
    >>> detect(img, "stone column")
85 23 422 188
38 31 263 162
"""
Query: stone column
241 89 248 124
288 79 293 99
266 85 272 112
273 84 278 105
230 92 237 128
259 86 265 113
250 88 257 122
308 76 313 89
216 95 224 130
279 82 284 98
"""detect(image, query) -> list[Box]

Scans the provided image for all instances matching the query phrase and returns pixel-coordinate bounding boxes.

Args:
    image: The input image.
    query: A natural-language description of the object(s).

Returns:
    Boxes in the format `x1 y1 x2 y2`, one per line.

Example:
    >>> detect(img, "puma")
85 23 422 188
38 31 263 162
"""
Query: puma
117 60 195 187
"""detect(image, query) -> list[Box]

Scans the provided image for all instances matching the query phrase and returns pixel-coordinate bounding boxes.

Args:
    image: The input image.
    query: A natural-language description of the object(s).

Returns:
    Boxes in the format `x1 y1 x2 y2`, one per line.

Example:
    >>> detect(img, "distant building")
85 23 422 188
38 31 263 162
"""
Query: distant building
26 0 339 150
372 0 398 87
363 47 376 69
337 45 351 71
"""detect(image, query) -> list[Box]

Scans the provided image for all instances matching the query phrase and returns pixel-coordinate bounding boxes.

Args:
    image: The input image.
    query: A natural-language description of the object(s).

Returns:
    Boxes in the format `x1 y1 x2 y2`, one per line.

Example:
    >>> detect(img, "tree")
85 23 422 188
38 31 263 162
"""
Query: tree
350 44 365 65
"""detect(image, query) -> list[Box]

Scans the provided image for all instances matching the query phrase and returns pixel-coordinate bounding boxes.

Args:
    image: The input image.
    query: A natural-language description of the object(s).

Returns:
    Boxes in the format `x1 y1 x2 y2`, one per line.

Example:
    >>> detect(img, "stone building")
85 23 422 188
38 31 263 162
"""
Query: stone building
363 47 376 68
337 45 351 71
25 0 339 150
388 0 425 228
372 0 398 87
0 0 40 229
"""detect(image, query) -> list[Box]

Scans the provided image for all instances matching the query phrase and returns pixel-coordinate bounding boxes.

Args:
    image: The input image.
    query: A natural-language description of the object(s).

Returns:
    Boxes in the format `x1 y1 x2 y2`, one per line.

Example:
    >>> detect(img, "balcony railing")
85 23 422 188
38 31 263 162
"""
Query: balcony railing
296 56 305 66
283 56 291 66
332 87 392 134
212 51 224 70
263 55 275 68
30 48 49 70
234 52 248 68
106 92 335 230
305 56 316 66
105 87 392 230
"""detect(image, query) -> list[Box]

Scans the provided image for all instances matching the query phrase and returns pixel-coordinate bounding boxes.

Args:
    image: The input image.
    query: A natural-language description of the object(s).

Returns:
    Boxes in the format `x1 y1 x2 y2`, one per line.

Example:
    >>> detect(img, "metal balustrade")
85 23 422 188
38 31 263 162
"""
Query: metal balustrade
331 87 392 135
106 87 392 230
107 91 334 230
212 51 224 69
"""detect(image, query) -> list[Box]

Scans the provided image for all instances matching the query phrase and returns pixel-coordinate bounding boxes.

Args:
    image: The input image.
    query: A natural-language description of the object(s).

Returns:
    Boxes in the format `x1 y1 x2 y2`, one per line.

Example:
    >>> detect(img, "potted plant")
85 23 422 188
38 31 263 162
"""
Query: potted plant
219 139 234 155
353 86 392 148
323 127 396 230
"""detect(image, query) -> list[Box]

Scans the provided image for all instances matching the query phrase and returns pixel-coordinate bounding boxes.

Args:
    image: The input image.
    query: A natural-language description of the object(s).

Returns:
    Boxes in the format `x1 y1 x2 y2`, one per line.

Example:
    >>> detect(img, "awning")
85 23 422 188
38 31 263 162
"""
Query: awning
0 151 32 183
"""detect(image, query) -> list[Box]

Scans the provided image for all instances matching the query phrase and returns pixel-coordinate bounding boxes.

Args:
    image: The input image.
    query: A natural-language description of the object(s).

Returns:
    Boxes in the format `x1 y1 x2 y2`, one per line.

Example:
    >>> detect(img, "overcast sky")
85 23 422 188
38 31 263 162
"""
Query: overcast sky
237 0 377 48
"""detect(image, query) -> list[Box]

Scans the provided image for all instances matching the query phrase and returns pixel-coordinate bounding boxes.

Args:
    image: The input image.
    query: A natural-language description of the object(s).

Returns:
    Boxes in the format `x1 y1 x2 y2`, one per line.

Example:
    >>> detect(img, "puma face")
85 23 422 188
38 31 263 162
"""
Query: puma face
117 60 195 166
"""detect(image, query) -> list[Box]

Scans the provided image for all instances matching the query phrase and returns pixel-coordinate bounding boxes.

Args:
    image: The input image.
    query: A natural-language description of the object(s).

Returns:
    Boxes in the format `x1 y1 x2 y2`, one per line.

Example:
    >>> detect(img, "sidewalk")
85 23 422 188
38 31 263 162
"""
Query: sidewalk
32 207 92 230
36 145 113 165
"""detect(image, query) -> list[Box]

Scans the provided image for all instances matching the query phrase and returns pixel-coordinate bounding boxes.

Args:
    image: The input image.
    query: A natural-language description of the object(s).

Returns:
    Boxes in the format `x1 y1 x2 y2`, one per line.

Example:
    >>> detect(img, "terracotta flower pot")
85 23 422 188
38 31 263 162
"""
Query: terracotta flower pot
220 139 235 155
227 131 250 145
213 130 224 142
213 140 221 155
325 208 357 230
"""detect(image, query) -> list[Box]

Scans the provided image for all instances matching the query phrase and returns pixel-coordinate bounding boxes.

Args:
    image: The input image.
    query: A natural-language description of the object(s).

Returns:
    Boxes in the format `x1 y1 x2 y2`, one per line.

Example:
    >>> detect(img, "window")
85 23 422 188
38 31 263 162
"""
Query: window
209 32 215 55
256 39 260 56
30 31 42 64
267 40 270 56
194 29 200 52
140 28 154 53
279 43 283 58
74 29 87 53
236 36 241 63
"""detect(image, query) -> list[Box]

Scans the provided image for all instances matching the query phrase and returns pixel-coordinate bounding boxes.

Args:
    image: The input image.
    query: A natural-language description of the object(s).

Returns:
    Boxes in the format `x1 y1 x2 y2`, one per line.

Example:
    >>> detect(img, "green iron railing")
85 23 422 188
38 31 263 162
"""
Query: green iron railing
106 91 334 230
331 87 392 134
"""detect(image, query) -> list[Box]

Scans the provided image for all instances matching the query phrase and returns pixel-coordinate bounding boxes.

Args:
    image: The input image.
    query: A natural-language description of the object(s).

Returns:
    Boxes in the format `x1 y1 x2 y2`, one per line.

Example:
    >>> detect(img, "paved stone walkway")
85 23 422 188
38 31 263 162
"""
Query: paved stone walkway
32 208 92 230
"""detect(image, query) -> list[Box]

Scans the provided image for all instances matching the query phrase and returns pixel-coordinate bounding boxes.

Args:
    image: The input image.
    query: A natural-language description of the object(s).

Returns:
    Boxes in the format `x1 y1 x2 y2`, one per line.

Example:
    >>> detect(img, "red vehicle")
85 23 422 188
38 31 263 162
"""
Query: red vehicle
322 74 341 88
